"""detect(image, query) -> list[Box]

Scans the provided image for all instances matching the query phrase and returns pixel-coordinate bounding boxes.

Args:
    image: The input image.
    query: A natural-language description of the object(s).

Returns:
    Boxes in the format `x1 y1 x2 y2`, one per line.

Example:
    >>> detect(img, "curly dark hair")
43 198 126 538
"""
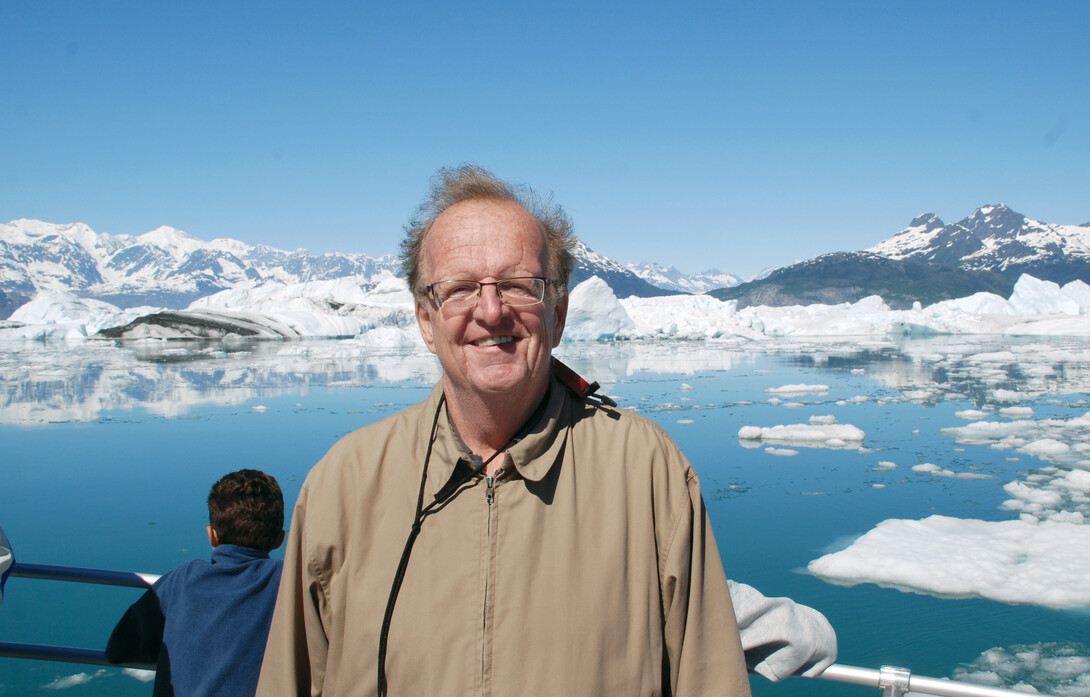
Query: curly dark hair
207 469 284 552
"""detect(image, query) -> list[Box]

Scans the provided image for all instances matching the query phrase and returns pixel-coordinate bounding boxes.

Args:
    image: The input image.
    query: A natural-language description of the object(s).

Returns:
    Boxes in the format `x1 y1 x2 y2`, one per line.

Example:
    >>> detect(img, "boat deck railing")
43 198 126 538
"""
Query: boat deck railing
0 562 1057 697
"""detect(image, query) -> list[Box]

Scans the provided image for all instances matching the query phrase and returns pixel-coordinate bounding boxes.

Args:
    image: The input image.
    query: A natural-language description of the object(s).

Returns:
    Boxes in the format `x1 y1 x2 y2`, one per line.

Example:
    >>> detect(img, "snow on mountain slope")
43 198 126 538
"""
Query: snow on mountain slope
868 205 1090 272
1 219 401 308
626 261 741 293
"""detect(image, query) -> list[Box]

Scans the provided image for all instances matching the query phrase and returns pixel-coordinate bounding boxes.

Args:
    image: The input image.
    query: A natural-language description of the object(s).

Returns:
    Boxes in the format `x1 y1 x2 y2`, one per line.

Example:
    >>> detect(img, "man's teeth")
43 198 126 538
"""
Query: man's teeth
474 336 514 347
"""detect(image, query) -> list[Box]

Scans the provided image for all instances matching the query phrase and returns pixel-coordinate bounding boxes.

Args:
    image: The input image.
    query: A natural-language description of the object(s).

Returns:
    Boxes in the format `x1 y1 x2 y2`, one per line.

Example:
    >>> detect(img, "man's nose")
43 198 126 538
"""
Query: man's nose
474 283 508 322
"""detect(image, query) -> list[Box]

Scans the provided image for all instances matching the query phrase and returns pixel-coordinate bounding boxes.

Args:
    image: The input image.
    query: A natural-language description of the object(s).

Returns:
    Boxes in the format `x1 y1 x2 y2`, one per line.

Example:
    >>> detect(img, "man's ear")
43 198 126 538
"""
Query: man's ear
273 529 286 550
415 300 438 355
207 525 219 548
550 291 569 347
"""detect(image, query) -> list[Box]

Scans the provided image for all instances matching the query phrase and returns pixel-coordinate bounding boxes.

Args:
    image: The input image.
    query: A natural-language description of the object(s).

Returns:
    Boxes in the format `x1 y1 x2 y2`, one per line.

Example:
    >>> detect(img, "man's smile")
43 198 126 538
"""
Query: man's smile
472 335 516 347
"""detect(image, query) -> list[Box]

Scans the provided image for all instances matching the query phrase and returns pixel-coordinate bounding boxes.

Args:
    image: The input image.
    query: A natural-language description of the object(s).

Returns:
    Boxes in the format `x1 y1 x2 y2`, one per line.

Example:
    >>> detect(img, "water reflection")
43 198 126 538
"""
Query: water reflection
5 335 1090 425
5 334 1090 697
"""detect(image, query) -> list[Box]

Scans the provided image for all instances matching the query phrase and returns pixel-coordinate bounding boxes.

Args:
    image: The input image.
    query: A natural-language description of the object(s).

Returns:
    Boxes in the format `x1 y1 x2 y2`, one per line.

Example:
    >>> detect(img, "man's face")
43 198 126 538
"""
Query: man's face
415 198 567 404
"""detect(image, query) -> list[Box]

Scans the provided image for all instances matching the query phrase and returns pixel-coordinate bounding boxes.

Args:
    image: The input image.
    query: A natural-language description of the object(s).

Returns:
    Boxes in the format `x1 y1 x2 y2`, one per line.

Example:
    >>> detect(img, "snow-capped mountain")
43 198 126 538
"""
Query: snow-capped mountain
569 241 672 298
712 205 1088 310
867 204 1090 280
625 262 741 294
0 219 678 317
0 219 402 312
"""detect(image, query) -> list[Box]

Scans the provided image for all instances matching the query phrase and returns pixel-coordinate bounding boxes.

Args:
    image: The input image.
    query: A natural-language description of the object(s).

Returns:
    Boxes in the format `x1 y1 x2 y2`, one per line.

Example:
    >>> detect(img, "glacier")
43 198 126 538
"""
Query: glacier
4 272 1090 343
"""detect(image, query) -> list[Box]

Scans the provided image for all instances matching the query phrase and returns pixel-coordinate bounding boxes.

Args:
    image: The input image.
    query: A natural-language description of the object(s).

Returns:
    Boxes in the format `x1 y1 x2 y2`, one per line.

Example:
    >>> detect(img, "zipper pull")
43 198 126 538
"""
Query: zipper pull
485 468 504 506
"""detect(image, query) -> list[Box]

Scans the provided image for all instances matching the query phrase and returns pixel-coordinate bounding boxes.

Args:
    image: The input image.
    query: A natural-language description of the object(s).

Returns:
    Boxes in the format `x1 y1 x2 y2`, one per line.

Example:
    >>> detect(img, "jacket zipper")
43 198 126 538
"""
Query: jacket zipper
481 470 502 695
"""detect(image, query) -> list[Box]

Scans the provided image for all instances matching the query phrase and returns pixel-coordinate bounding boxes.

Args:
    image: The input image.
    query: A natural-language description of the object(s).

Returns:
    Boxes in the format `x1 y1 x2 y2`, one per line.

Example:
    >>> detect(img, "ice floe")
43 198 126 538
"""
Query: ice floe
808 515 1090 609
738 423 866 449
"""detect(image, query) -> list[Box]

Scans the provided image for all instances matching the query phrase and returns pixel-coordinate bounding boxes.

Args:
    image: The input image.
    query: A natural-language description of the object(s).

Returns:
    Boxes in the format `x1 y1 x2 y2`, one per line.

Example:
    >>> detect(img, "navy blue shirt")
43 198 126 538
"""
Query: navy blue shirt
107 544 283 697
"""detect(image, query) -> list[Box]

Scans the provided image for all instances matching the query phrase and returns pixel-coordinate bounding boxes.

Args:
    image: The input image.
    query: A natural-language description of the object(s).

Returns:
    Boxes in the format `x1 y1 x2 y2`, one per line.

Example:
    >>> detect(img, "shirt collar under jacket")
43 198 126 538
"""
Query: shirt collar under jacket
423 373 572 499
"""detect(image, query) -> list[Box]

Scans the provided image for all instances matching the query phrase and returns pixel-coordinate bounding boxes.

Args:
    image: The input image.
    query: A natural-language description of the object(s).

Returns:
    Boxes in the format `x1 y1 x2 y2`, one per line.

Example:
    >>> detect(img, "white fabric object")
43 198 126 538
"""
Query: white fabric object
730 580 839 681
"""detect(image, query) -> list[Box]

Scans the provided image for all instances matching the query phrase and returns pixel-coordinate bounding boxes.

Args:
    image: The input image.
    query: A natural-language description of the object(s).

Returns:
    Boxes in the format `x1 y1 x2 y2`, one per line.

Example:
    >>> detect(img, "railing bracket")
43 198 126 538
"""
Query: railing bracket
879 665 913 697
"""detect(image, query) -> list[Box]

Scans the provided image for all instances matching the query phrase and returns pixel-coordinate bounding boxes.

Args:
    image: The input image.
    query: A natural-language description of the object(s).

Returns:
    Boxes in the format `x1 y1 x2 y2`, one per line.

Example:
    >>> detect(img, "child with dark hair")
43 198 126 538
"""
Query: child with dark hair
107 469 285 697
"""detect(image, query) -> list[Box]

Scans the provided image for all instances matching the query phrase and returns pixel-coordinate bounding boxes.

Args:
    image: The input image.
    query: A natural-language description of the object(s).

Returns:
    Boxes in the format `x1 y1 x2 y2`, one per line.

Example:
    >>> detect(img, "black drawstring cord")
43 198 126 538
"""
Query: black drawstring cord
377 394 445 697
376 395 510 697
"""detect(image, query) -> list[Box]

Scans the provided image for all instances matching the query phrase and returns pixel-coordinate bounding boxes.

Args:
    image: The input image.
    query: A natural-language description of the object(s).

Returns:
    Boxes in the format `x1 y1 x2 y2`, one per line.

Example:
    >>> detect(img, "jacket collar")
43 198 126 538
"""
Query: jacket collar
210 544 272 565
424 374 572 499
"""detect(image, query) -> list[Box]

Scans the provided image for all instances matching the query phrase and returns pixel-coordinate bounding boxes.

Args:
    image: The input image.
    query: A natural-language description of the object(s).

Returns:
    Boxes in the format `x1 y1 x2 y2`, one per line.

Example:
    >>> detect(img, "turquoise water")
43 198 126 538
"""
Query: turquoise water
2 338 1089 695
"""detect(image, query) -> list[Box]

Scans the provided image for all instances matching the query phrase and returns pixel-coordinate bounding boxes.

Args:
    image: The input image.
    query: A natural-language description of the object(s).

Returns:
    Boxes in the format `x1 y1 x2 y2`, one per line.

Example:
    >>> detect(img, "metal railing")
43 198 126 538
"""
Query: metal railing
814 663 1049 697
1 562 159 670
0 562 1058 696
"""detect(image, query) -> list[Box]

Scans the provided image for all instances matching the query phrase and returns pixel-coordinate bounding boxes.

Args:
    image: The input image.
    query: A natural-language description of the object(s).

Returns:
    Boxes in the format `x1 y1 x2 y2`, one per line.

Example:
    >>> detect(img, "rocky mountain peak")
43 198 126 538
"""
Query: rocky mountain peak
907 213 945 229
957 204 1027 240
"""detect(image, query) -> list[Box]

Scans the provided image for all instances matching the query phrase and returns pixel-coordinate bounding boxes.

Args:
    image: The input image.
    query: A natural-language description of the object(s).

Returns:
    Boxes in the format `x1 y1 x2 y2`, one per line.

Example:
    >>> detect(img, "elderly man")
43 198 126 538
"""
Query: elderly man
258 165 824 697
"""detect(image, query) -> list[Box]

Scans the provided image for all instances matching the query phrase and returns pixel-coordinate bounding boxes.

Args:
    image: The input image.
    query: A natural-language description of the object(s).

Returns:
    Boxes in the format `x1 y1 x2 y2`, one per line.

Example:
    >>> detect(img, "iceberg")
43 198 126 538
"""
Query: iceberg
5 272 1090 343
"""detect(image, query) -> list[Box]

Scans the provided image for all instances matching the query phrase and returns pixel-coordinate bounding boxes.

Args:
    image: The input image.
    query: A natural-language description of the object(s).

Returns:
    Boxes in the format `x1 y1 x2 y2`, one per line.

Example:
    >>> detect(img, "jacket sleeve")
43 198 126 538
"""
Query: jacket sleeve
729 580 838 681
105 588 165 664
661 473 752 697
256 483 329 697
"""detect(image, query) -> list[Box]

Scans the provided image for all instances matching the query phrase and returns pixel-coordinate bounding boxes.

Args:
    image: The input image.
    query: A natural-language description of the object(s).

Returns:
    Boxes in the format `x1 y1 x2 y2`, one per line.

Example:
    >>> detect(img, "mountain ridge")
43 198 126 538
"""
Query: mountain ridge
4 203 1087 318
712 204 1090 309
0 218 671 318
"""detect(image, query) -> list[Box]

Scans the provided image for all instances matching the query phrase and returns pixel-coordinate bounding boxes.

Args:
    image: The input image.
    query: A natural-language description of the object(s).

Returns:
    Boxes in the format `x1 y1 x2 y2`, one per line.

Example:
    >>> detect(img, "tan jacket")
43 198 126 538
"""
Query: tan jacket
257 376 751 697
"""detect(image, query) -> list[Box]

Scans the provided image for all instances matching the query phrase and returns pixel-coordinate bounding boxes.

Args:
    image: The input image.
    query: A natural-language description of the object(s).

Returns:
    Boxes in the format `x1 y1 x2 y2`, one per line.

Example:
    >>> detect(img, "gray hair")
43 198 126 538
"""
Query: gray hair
400 164 577 297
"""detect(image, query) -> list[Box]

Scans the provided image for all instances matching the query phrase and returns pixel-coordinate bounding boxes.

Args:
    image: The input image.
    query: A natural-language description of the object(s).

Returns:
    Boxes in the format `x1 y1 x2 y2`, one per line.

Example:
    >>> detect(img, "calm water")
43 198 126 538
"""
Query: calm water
2 336 1089 696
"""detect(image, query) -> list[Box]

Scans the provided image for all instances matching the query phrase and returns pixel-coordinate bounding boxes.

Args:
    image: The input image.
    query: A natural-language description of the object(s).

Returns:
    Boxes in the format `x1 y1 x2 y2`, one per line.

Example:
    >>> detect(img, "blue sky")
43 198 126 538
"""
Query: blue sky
2 1 1087 278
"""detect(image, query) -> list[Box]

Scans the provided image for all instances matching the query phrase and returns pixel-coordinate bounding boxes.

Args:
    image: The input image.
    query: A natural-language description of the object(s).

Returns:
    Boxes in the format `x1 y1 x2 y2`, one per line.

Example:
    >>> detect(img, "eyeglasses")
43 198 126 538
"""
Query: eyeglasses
424 277 556 310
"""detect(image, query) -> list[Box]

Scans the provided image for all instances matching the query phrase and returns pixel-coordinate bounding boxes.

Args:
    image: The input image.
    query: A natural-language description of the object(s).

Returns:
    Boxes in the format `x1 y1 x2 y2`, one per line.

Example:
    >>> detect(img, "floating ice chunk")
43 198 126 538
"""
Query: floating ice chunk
941 412 1090 467
910 463 987 479
43 669 108 689
764 447 798 456
967 350 1019 363
956 409 989 420
913 463 944 474
766 384 830 395
992 389 1034 403
903 389 938 402
1000 406 1034 419
122 668 156 683
1003 467 1090 523
6 291 159 339
564 276 636 340
808 515 1090 608
954 642 1090 696
1008 275 1082 316
1061 279 1090 313
1023 438 1071 458
738 423 865 448
809 415 838 425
